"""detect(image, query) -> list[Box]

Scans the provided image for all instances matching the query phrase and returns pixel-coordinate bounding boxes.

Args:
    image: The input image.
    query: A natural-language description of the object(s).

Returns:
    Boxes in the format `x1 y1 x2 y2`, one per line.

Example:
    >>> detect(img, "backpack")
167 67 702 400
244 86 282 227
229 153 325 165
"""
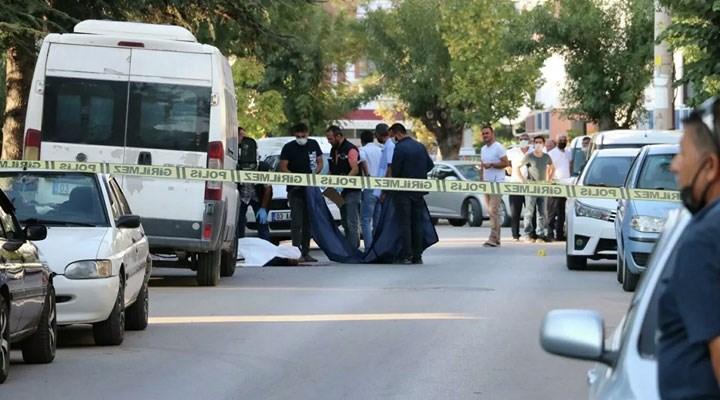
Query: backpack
238 136 258 171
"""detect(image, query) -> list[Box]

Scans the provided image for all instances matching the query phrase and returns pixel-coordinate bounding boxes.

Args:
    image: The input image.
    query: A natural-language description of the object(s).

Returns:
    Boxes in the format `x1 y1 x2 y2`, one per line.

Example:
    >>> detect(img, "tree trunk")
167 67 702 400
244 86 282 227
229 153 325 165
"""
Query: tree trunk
598 114 619 132
420 112 464 160
2 44 35 160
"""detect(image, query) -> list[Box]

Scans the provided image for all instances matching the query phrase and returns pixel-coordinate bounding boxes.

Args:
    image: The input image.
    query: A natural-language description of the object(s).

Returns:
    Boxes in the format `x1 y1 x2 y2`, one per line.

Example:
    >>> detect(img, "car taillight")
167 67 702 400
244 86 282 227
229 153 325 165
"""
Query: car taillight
202 224 212 240
24 129 41 160
204 141 224 201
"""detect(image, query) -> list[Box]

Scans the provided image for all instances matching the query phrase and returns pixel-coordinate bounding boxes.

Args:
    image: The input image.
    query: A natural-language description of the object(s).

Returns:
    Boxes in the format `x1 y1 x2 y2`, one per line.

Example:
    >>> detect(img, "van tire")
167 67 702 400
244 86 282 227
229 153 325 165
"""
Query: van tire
220 238 238 277
93 278 125 346
197 250 221 286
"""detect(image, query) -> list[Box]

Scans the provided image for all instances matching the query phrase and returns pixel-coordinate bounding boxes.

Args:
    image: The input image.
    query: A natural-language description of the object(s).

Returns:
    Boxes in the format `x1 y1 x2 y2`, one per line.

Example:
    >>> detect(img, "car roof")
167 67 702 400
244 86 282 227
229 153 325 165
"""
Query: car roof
594 147 641 157
643 143 679 155
592 129 681 144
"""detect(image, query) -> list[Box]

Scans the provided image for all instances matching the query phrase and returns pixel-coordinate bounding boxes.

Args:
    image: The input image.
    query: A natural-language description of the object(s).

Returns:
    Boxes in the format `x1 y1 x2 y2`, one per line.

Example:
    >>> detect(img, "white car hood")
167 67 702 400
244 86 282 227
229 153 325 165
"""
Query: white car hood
576 197 617 211
35 227 110 274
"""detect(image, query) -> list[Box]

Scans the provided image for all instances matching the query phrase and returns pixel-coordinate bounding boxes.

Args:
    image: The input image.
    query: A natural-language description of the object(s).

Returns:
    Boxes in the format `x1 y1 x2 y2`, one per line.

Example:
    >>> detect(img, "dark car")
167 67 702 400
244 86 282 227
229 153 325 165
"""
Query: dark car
0 187 55 383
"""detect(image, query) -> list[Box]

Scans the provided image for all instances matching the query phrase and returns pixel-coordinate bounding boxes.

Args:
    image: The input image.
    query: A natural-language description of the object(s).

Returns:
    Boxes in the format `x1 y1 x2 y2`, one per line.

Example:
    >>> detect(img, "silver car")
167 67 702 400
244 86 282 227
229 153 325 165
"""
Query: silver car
540 208 690 400
426 161 511 227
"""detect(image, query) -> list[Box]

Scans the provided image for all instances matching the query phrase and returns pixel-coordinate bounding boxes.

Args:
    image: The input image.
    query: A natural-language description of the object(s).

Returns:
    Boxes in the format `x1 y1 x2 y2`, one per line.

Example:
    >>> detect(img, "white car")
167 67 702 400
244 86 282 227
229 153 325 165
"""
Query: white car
24 19 240 286
565 148 640 270
0 171 151 346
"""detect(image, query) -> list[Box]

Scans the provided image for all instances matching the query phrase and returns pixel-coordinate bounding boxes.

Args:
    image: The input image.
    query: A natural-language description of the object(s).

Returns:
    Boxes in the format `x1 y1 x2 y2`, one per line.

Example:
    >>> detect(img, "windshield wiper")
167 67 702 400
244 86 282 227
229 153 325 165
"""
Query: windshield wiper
22 218 97 227
586 183 609 187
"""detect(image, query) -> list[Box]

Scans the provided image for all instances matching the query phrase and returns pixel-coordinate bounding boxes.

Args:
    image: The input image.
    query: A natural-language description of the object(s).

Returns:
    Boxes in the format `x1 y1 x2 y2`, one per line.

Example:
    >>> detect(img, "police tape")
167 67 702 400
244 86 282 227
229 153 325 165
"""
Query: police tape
0 160 680 202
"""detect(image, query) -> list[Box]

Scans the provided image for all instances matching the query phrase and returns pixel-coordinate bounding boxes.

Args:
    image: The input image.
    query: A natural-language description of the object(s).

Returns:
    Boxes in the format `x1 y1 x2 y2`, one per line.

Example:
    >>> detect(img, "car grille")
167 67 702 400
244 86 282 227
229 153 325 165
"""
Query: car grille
608 211 617 223
632 252 650 267
597 239 617 253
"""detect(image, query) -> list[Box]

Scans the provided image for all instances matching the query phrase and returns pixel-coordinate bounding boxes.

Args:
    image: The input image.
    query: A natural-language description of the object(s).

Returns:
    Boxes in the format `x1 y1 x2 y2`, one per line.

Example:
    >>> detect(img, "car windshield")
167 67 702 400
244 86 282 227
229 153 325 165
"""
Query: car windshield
0 173 108 227
571 148 587 175
583 156 635 187
636 154 678 190
454 164 481 181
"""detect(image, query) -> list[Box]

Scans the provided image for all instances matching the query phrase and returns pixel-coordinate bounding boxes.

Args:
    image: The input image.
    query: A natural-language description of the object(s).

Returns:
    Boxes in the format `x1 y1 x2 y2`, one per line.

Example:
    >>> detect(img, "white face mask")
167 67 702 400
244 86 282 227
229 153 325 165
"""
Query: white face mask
296 138 308 146
519 140 529 148
534 143 544 152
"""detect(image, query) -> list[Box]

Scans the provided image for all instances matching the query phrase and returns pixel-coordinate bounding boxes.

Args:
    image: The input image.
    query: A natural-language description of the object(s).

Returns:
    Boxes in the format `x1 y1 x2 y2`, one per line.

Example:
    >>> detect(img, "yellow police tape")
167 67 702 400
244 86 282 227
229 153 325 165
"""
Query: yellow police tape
0 160 680 202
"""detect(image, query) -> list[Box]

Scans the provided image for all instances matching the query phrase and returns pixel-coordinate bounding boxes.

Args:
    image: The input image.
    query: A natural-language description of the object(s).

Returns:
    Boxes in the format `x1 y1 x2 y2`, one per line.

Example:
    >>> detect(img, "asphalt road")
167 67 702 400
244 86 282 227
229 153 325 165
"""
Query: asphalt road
4 225 631 400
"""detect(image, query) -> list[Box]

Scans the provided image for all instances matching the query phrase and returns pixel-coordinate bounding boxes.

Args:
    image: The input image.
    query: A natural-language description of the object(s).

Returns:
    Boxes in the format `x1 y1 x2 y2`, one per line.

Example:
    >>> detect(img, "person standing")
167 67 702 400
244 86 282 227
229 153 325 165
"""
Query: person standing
545 139 556 153
507 133 533 241
658 102 720 399
547 135 571 241
236 127 271 241
521 136 554 242
280 123 324 262
373 123 395 218
358 130 383 250
326 125 361 250
479 125 509 248
390 123 434 264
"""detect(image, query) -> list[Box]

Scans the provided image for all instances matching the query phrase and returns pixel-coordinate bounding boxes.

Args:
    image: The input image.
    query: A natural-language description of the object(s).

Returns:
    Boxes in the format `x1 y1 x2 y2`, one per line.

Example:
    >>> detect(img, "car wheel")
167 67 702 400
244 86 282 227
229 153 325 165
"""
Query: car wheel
93 277 125 346
622 261 639 292
616 252 624 284
500 201 511 227
448 218 466 227
197 250 221 287
21 285 57 363
220 237 238 278
464 198 483 227
566 254 587 270
431 218 439 226
0 296 10 383
125 279 149 331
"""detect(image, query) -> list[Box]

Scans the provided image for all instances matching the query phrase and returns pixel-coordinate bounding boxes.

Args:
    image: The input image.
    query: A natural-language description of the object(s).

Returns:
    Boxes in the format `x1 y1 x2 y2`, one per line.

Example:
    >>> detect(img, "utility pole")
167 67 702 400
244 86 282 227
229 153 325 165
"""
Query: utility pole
653 1 674 130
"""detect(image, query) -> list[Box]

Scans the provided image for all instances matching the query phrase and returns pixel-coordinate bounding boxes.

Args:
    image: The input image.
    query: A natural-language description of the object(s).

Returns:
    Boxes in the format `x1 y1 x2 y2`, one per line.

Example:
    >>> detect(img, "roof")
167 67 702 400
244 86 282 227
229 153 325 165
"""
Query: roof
74 20 197 42
594 148 641 157
592 129 681 144
643 143 679 155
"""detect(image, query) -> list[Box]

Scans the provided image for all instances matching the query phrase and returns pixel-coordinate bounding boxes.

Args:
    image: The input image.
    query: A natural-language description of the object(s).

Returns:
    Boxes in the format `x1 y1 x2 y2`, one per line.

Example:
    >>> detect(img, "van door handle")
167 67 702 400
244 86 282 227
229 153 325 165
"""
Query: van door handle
138 152 152 165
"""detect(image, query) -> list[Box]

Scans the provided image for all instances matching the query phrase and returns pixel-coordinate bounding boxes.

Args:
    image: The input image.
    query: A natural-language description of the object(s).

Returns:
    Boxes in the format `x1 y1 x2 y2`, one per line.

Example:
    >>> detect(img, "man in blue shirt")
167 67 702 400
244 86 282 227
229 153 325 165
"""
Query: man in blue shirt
659 98 720 399
390 123 434 264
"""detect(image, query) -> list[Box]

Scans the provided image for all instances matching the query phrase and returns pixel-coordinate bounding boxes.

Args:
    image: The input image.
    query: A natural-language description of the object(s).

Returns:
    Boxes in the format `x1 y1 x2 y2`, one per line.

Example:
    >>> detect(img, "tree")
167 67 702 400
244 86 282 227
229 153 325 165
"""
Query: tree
531 0 654 130
231 57 286 138
659 0 720 104
364 0 542 159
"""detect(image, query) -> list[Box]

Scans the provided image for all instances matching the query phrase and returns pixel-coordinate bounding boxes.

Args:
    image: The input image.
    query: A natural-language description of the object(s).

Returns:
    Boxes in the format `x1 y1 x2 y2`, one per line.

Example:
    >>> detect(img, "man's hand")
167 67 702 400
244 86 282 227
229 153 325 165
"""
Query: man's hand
256 208 268 225
710 336 720 385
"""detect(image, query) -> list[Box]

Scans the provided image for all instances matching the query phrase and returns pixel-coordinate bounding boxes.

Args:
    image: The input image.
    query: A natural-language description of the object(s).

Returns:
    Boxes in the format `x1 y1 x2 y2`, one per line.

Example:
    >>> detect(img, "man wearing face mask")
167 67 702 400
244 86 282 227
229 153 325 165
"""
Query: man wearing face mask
521 136 554 242
280 123 324 262
657 98 720 399
507 133 534 241
547 135 571 241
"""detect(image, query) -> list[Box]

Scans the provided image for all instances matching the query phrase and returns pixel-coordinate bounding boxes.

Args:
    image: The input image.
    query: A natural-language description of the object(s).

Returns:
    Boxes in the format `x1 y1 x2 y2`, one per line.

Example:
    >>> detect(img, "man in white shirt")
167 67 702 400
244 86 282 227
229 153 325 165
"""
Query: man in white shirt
507 133 533 241
480 125 509 247
373 123 395 222
359 130 383 249
547 135 571 240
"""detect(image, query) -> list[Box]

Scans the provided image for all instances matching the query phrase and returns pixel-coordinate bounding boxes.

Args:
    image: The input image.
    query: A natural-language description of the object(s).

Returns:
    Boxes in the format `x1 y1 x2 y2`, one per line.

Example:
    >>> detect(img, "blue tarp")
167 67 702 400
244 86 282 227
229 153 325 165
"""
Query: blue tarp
305 188 438 263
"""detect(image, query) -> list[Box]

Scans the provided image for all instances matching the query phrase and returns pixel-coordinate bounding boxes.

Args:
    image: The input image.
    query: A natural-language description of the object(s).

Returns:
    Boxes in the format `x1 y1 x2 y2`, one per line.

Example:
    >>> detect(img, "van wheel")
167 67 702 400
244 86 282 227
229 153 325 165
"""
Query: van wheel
220 238 238 278
622 262 639 292
566 254 587 270
197 250 221 286
93 278 125 346
125 279 149 331
21 285 56 363
616 253 624 283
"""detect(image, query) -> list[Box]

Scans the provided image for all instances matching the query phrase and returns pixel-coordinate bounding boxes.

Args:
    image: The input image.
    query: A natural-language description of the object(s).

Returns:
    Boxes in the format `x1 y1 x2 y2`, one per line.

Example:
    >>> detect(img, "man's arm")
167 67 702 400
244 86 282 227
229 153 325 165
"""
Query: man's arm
348 148 359 176
519 155 529 184
495 155 510 169
709 336 720 384
547 164 555 182
279 160 289 173
315 150 324 174
391 149 403 178
260 185 273 210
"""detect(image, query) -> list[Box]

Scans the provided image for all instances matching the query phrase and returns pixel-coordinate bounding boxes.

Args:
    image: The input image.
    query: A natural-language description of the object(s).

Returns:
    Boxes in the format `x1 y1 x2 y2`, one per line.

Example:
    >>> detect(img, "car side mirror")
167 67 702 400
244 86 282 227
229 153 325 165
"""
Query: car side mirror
540 309 616 366
24 224 47 241
445 175 459 181
116 215 141 229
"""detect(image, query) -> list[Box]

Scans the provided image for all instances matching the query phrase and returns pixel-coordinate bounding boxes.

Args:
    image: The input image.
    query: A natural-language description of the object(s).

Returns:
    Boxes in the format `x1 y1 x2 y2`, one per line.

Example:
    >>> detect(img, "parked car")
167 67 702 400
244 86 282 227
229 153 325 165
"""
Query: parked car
541 208 690 400
0 171 151 346
245 140 342 243
566 148 640 270
587 130 680 157
0 187 55 383
615 144 679 292
23 19 239 286
426 161 511 227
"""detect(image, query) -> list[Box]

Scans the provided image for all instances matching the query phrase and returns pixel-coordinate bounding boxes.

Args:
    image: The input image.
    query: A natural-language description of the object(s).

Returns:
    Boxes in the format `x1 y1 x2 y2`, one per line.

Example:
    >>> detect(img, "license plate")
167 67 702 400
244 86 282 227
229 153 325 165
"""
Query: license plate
52 181 72 195
270 211 291 222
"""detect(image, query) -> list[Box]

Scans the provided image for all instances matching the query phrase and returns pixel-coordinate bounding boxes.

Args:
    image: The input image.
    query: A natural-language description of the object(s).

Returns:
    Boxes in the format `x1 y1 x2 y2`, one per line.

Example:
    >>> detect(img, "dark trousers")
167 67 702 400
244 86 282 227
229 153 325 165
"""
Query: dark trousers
395 193 425 261
289 189 311 256
510 194 537 239
547 197 566 240
238 200 270 241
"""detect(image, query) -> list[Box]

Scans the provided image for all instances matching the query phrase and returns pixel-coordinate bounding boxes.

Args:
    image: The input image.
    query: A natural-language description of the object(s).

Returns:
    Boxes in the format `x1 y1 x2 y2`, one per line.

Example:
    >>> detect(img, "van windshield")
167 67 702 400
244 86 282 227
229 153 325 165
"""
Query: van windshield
42 77 211 152
583 156 635 187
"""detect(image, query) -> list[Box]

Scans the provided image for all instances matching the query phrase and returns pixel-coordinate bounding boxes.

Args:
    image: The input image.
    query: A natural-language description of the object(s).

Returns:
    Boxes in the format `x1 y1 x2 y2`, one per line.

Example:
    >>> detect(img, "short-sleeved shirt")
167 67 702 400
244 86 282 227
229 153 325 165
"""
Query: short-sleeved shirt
548 148 571 180
480 142 507 182
280 139 323 192
360 143 383 178
657 199 720 399
375 140 396 197
391 137 434 180
521 152 552 182
507 147 530 183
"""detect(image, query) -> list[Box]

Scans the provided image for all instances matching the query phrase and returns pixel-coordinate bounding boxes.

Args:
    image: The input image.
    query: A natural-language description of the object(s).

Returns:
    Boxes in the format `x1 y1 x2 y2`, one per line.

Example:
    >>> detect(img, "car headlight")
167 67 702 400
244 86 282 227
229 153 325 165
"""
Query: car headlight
575 201 613 221
64 260 113 279
630 215 665 233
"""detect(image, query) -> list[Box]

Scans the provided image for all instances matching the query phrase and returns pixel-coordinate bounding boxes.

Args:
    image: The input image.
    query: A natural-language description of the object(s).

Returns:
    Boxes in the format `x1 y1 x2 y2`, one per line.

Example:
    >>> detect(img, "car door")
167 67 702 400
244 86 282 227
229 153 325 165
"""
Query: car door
435 165 465 217
0 217 25 333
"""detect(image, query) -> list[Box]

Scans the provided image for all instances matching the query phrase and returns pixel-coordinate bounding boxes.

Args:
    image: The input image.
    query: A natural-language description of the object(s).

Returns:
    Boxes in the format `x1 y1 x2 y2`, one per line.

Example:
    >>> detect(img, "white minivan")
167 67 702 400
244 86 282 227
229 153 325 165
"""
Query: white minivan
22 20 239 286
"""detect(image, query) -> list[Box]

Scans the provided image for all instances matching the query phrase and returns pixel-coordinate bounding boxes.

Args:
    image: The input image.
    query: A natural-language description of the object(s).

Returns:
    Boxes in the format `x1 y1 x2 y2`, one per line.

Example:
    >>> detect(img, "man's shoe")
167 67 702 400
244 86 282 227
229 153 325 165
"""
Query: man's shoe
412 257 423 265
540 236 552 243
399 258 413 265
301 255 318 263
483 241 499 248
523 237 536 243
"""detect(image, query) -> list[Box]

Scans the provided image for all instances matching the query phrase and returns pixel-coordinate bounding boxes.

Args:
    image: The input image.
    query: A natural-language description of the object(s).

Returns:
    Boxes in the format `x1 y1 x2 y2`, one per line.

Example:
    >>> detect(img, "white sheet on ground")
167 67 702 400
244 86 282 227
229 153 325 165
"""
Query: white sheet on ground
238 238 302 267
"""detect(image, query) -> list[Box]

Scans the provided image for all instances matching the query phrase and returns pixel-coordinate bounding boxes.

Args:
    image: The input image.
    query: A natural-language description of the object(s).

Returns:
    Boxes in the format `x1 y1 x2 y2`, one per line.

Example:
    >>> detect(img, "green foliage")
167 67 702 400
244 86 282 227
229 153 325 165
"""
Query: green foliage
364 0 543 159
659 0 720 104
231 57 286 138
0 55 4 116
531 0 654 129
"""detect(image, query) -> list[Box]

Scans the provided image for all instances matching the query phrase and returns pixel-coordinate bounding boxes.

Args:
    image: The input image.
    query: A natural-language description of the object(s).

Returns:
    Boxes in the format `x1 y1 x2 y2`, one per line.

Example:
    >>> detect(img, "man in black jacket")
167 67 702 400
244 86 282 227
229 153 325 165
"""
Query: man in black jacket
326 125 361 250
